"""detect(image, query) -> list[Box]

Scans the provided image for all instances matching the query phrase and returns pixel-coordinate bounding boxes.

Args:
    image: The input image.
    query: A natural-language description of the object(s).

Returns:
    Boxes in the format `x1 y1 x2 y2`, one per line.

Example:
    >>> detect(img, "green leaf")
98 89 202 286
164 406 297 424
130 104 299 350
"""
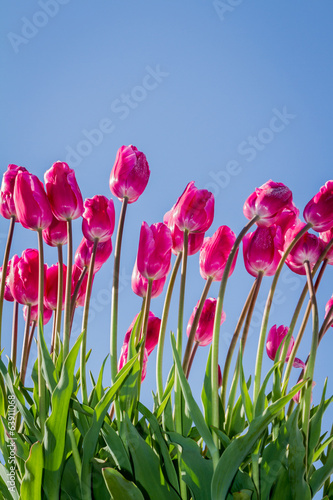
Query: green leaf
101 422 132 474
309 444 333 495
102 468 145 500
239 351 253 422
1 417 29 461
308 380 332 465
20 441 43 500
0 463 19 500
156 367 175 420
39 319 58 393
211 379 307 500
254 362 280 419
287 408 311 500
201 346 213 428
270 467 292 500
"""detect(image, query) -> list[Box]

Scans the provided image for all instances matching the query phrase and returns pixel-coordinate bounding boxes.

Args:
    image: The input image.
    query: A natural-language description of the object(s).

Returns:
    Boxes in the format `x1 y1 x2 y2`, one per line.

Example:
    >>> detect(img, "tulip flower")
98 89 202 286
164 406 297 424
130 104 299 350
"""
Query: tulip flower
275 203 299 235
171 181 214 233
23 304 53 326
284 223 323 275
8 250 43 305
243 180 293 227
44 161 84 221
71 264 89 307
13 171 53 231
82 195 115 242
303 180 333 232
187 298 226 347
266 325 294 361
0 164 28 220
124 311 161 356
118 343 148 381
74 237 112 272
131 260 166 298
0 263 14 302
199 226 238 281
42 215 68 247
163 209 205 255
293 381 315 404
109 145 150 203
137 222 172 280
44 264 67 310
319 228 333 265
242 226 282 277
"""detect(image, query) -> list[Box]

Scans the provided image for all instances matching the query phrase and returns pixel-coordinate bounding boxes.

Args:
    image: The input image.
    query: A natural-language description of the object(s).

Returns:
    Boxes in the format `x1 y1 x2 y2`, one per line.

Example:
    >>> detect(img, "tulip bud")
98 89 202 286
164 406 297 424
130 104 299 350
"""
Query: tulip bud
118 343 148 381
82 195 115 242
124 311 161 356
13 171 53 230
303 180 333 232
74 237 112 272
186 298 226 347
110 145 150 204
0 262 14 302
243 180 293 227
42 215 68 247
163 209 205 255
137 222 172 280
44 161 84 221
0 164 28 220
44 264 67 310
199 226 237 281
284 223 323 275
71 264 89 307
266 325 294 361
171 181 214 233
242 226 282 277
23 304 53 326
131 260 166 299
8 249 44 305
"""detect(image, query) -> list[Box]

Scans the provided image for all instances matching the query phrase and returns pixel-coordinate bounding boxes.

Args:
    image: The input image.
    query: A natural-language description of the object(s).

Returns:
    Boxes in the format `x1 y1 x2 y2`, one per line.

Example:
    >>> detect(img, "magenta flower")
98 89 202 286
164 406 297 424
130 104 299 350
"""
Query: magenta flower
118 343 148 381
243 180 293 227
0 262 14 302
266 325 294 361
242 226 282 277
82 195 115 242
275 203 299 235
124 311 161 356
0 164 28 220
218 365 222 388
293 381 315 404
109 145 150 204
199 226 237 281
23 304 53 326
8 249 44 306
13 171 53 231
319 228 333 265
42 215 68 247
137 222 172 280
186 298 226 347
303 180 333 232
71 264 89 307
44 161 84 221
284 223 323 275
74 237 112 272
131 260 166 299
325 295 333 326
171 181 214 233
163 209 205 255
44 264 67 310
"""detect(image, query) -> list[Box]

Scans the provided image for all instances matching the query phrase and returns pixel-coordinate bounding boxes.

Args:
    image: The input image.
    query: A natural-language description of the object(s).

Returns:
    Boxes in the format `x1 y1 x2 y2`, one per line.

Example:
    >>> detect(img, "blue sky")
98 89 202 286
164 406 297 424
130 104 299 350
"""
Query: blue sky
1 1 333 443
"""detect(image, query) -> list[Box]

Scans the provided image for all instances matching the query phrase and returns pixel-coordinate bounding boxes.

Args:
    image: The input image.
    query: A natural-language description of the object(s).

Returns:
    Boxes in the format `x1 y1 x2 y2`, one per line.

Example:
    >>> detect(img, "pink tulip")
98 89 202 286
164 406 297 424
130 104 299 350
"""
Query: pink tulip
242 226 282 277
137 222 172 280
199 226 237 281
44 161 84 221
218 364 222 388
74 237 112 272
186 298 226 347
82 195 115 242
275 203 299 235
42 215 68 247
303 180 333 232
0 164 28 220
8 249 44 306
284 223 323 275
23 304 53 326
325 295 333 326
266 325 294 361
71 264 89 307
124 311 161 356
109 145 150 204
171 181 214 233
319 228 333 265
163 209 205 255
44 264 67 310
0 262 14 302
243 180 293 227
131 260 166 299
293 381 315 404
118 343 148 381
13 171 53 230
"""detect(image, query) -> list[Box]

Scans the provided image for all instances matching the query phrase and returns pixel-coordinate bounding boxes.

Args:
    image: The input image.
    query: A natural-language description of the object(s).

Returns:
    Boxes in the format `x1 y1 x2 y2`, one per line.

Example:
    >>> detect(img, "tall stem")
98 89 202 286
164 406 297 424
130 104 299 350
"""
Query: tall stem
185 341 199 379
156 253 181 402
240 272 263 350
37 228 46 430
136 279 153 406
52 244 63 357
110 197 128 423
80 238 98 404
11 301 19 371
63 220 73 358
0 215 15 349
20 304 31 384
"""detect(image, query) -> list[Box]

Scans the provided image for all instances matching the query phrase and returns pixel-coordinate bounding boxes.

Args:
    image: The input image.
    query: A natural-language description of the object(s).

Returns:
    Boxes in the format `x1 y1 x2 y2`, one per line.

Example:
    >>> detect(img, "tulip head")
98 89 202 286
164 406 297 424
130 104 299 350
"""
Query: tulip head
8 249 43 306
71 264 89 307
110 145 150 203
163 208 205 255
23 304 53 326
284 223 323 275
137 222 172 280
266 324 294 361
44 264 67 310
0 262 14 302
0 164 28 220
303 180 333 232
319 228 333 265
242 226 282 277
124 311 161 356
42 215 68 247
199 225 237 281
171 181 214 233
82 195 115 243
186 297 226 347
118 343 148 381
131 260 166 299
74 237 112 272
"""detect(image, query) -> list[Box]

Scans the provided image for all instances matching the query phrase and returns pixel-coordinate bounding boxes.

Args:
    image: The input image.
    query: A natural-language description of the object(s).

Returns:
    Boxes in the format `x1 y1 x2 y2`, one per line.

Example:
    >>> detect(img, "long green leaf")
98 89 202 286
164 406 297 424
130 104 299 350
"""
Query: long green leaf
101 422 132 474
39 320 58 393
201 346 213 427
309 445 333 495
20 441 43 500
102 468 145 500
287 408 311 499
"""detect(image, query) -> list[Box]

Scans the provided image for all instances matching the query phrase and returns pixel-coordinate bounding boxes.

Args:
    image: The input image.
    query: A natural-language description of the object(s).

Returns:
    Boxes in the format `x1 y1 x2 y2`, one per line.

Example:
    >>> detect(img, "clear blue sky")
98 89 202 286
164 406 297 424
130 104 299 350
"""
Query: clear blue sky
1 1 332 443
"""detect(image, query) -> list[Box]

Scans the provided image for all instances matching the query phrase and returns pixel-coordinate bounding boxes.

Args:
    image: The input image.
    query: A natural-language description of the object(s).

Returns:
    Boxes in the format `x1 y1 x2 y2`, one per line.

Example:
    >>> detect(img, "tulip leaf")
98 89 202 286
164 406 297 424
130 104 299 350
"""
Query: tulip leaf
20 441 43 500
102 468 145 500
0 463 19 500
287 408 311 500
254 362 281 419
156 367 175 420
309 443 333 495
101 422 132 474
239 350 253 422
201 346 213 427
1 417 29 462
89 355 108 408
211 379 307 500
39 320 58 393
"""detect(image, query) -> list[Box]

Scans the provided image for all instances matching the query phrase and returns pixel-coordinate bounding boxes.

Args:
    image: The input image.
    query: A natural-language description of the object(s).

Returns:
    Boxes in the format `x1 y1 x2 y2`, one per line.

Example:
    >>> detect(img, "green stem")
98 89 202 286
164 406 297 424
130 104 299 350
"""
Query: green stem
63 219 73 358
80 238 98 404
110 197 128 424
0 215 15 349
211 216 259 461
11 301 18 371
19 304 31 384
182 276 213 376
136 279 153 407
156 252 182 402
135 297 146 346
185 341 199 379
37 228 46 431
67 415 82 476
52 244 63 358
70 266 88 328
240 271 263 350
253 222 312 402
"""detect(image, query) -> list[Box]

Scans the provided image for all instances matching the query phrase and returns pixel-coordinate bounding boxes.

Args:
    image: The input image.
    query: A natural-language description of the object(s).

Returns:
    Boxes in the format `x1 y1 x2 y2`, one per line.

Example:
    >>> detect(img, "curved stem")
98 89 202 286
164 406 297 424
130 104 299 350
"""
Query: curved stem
0 215 15 349
80 238 98 404
156 253 182 402
110 197 128 423
182 276 213 376
70 266 88 328
11 301 19 371
63 219 73 358
241 272 263 350
20 304 31 384
185 341 199 379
